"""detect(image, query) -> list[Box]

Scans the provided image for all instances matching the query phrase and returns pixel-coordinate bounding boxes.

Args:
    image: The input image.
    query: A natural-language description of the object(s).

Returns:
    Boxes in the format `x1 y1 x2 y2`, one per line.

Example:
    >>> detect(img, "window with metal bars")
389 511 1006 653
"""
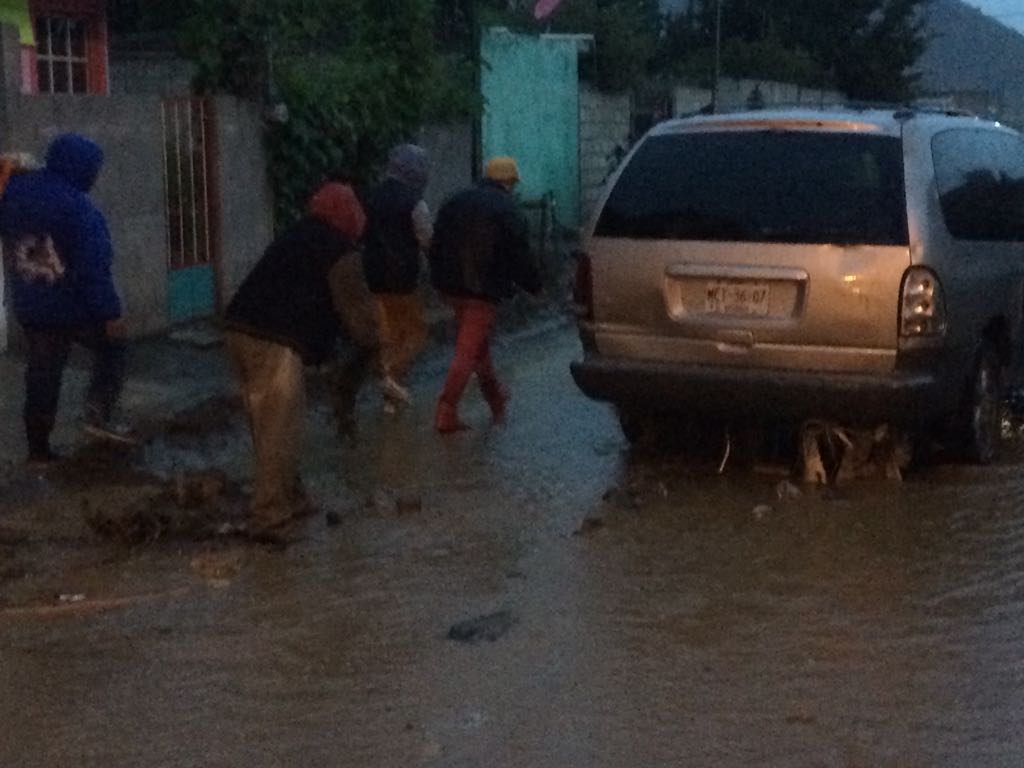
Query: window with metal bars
36 16 89 94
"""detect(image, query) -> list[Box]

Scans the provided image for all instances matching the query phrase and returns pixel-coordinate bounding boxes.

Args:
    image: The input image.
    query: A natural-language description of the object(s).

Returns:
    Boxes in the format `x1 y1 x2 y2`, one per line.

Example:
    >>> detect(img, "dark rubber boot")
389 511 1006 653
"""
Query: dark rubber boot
25 413 56 463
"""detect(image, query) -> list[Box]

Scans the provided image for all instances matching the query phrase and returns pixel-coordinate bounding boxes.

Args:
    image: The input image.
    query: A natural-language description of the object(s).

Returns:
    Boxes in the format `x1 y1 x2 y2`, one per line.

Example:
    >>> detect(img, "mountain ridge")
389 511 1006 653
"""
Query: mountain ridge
917 0 1024 123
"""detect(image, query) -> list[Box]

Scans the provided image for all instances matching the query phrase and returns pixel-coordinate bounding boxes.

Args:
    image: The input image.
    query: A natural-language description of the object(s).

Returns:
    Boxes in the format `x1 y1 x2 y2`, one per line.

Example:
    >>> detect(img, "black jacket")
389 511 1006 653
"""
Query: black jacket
225 218 355 365
428 180 540 303
362 177 421 294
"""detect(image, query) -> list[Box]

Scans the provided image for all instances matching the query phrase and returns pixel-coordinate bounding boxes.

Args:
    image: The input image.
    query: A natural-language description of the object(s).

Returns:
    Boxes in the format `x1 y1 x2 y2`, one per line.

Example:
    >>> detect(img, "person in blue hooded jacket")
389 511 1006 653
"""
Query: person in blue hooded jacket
0 133 132 467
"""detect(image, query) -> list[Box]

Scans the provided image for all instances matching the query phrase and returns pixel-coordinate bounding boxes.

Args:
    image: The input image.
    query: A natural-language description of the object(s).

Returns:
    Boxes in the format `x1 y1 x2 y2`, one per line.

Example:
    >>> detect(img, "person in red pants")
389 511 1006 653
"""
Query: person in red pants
428 157 541 433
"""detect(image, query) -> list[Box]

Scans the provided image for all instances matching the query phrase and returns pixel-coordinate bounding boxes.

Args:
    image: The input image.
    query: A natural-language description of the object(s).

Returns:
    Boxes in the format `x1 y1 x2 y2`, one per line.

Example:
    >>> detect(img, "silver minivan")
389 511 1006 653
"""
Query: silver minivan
571 107 1024 462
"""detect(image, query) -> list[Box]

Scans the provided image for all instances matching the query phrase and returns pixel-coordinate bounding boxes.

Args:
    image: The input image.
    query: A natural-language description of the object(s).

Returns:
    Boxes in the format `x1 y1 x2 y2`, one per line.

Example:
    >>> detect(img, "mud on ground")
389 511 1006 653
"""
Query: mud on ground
0 395 256 610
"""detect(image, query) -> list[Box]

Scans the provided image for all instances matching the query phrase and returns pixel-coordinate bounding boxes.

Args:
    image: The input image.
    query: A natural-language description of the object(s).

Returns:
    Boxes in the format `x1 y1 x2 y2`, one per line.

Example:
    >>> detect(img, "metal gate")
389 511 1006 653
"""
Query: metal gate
162 98 218 323
480 28 582 228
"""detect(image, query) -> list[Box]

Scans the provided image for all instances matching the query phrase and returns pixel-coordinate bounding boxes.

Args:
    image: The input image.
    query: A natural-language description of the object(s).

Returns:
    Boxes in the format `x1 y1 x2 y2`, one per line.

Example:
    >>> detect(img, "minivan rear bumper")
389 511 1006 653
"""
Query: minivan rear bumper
570 356 957 426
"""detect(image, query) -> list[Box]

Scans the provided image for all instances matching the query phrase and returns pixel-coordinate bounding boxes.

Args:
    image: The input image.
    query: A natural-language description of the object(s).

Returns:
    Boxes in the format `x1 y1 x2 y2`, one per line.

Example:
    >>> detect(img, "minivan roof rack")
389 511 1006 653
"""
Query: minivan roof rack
677 102 978 121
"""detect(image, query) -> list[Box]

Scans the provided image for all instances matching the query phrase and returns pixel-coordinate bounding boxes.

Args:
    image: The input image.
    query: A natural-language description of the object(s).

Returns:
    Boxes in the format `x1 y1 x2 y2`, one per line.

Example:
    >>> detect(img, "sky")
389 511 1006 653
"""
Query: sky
966 1 1024 35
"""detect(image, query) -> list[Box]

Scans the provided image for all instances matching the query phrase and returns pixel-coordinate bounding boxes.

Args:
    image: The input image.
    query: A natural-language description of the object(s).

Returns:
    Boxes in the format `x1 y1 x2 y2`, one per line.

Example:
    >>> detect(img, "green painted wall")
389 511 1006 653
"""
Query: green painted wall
481 28 580 227
0 0 33 45
168 265 214 323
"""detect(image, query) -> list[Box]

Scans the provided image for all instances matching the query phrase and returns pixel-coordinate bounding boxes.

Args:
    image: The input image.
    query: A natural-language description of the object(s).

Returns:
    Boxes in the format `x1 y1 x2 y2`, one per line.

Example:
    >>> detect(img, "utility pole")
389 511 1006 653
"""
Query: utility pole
712 0 722 114
470 0 482 179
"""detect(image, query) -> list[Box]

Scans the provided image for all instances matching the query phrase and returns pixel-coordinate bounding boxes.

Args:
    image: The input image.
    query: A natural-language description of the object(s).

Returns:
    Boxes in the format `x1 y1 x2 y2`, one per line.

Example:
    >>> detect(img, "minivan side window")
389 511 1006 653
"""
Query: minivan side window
932 129 1024 242
594 131 908 246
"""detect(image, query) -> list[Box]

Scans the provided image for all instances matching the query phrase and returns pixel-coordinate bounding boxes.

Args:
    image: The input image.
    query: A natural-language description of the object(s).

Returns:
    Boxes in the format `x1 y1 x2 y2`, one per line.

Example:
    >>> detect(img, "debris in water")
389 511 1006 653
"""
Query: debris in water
799 421 911 484
83 472 246 544
216 522 245 537
325 509 342 527
799 421 840 485
717 427 732 474
752 504 773 521
160 395 241 437
2 587 191 619
58 593 86 604
395 494 423 515
367 488 395 514
775 480 802 501
784 710 817 726
189 548 245 583
364 489 423 516
460 710 485 730
174 469 228 509
447 610 516 644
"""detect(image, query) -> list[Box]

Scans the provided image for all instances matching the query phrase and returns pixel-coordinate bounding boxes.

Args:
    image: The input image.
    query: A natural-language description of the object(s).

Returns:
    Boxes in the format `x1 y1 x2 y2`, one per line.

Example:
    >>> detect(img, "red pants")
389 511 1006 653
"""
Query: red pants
439 297 502 409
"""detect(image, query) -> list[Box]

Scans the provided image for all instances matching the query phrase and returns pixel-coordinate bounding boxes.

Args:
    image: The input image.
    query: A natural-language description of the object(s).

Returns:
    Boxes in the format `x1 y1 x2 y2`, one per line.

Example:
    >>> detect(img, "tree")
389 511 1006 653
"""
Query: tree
177 0 477 224
831 0 929 102
546 0 663 91
460 0 664 92
656 0 930 101
108 0 199 48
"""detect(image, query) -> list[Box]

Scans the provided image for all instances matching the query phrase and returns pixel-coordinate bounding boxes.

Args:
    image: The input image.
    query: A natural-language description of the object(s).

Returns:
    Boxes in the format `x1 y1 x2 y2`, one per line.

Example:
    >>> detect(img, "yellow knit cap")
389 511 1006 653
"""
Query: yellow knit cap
484 156 520 184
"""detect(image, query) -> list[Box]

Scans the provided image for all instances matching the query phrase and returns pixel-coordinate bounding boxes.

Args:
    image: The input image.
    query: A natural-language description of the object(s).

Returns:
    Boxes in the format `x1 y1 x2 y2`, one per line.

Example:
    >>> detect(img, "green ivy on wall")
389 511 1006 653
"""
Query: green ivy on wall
180 0 477 226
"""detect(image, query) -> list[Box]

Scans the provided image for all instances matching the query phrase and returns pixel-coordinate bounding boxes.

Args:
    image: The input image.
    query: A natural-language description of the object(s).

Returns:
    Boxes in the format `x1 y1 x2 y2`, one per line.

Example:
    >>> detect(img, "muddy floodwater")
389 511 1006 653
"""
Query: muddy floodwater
2 326 1024 766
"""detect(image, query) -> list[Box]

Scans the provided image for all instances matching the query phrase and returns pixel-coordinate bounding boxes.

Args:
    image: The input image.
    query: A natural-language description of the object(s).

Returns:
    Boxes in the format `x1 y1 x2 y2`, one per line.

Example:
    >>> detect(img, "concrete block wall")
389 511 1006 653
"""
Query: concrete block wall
109 53 196 98
213 96 275 304
579 84 631 225
416 122 473 215
217 118 468 309
674 84 714 116
0 23 275 344
674 79 844 116
2 94 276 338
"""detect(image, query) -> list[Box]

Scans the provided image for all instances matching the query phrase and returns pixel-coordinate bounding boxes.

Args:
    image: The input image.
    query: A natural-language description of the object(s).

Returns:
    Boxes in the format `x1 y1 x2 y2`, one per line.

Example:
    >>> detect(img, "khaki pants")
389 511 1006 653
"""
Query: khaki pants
376 293 427 381
226 331 306 526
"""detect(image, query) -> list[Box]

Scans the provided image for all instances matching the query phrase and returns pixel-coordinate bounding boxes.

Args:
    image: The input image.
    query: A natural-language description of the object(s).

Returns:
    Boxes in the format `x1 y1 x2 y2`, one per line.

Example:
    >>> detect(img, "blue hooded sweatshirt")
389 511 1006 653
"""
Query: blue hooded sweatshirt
0 133 121 328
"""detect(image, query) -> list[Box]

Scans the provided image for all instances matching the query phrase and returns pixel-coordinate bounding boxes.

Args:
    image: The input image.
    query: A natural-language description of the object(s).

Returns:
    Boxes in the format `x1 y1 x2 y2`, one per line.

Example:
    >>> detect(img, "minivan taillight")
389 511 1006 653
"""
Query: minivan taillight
900 266 946 338
572 250 594 321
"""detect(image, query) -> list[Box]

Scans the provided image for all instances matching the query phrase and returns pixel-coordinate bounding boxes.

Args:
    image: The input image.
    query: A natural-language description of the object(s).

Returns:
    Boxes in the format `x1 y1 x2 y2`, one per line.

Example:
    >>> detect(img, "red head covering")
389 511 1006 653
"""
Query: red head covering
307 182 366 242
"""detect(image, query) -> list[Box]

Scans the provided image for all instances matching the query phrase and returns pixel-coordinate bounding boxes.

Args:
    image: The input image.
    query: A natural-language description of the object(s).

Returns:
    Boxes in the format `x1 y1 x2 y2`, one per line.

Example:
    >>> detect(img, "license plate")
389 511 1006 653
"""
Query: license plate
705 281 770 316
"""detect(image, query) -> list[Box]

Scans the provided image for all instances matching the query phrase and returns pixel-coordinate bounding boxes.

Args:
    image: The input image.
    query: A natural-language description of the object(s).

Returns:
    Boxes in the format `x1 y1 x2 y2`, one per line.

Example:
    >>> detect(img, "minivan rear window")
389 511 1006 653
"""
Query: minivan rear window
595 131 908 245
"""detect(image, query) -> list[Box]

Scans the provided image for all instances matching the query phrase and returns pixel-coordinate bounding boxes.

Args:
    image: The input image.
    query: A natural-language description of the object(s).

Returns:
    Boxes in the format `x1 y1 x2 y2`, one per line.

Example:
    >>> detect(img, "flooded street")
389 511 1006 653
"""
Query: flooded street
3 325 1024 766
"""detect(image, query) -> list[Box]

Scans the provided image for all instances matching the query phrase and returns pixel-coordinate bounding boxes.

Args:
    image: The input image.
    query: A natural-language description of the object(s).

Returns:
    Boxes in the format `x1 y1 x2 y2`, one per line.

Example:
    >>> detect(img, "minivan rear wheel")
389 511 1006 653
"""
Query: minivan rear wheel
959 342 1003 464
